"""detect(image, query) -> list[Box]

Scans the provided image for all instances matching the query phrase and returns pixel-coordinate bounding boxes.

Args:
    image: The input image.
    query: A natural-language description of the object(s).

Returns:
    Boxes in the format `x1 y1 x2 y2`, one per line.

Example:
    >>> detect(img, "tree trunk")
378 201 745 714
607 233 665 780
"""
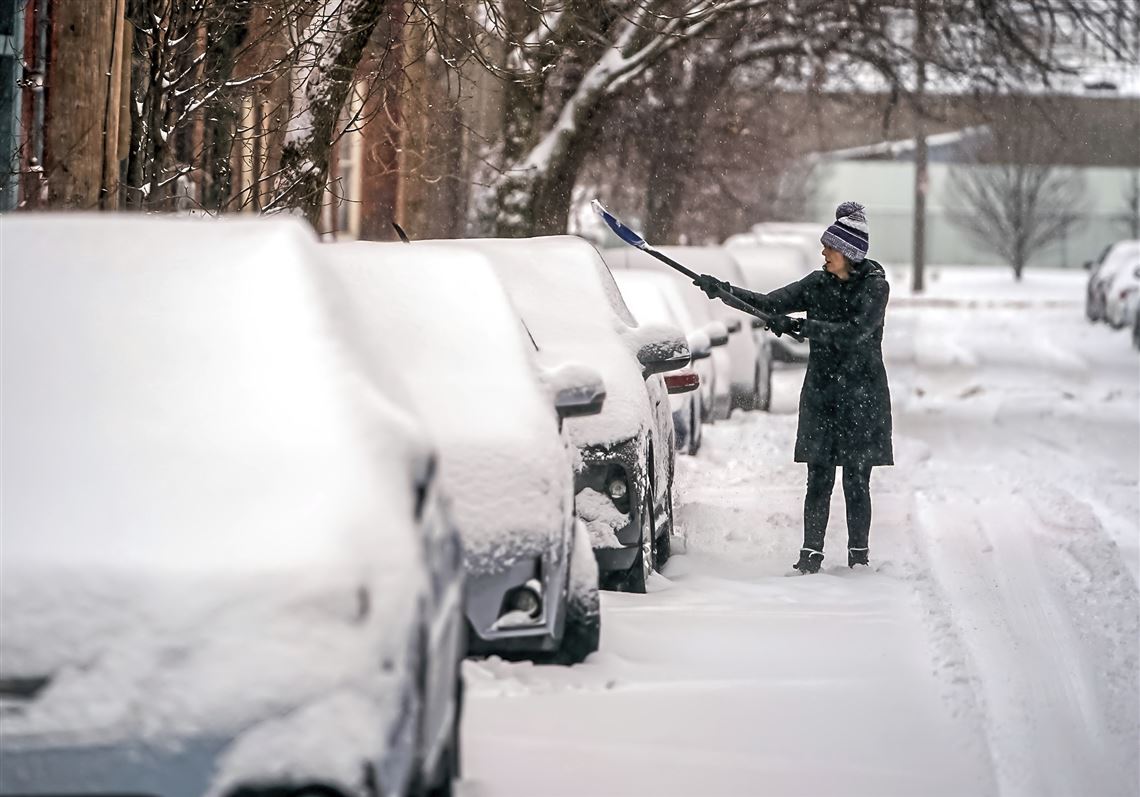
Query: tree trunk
272 0 387 226
45 0 125 208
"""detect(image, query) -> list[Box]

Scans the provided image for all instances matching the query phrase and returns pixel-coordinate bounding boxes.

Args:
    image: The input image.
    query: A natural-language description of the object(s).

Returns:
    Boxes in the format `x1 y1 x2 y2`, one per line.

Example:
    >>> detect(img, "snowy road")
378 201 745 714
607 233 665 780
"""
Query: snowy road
459 269 1139 797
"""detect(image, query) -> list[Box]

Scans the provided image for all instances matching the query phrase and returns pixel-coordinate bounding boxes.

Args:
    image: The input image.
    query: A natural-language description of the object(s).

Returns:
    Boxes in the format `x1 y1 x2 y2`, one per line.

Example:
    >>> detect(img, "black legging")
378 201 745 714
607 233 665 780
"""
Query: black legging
803 464 872 553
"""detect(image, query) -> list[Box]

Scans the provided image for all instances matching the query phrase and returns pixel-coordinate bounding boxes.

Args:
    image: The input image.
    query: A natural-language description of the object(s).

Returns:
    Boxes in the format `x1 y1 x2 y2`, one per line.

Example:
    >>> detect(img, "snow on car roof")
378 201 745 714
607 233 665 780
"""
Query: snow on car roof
425 236 654 447
0 215 425 575
322 242 572 570
726 241 815 293
613 269 698 332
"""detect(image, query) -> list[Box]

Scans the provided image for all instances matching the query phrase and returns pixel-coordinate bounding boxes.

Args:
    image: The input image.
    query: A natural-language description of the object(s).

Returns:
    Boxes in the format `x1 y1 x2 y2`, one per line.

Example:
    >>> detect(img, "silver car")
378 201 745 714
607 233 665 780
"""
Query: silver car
435 237 691 592
324 243 604 663
0 216 465 797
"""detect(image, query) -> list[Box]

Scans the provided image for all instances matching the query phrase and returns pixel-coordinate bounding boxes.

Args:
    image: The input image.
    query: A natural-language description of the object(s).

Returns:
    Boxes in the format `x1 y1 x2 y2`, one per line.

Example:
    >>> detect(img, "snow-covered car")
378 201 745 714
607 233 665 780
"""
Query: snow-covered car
653 246 774 413
604 245 766 417
434 237 691 592
1086 239 1140 324
0 217 465 797
613 269 719 455
1102 248 1140 329
723 238 816 362
323 243 602 663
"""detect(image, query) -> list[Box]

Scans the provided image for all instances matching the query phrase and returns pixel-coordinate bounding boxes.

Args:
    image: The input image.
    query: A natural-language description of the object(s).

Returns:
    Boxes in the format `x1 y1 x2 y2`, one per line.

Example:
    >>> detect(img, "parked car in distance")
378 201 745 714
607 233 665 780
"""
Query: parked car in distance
604 245 773 412
1103 251 1140 330
1086 239 1140 324
435 236 691 592
723 238 815 362
613 268 717 455
323 243 603 664
0 216 465 797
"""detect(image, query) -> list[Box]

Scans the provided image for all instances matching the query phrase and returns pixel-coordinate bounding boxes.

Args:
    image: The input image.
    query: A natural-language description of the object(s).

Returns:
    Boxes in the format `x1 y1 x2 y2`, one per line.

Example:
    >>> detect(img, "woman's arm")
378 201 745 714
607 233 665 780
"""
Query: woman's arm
725 274 813 315
800 277 889 347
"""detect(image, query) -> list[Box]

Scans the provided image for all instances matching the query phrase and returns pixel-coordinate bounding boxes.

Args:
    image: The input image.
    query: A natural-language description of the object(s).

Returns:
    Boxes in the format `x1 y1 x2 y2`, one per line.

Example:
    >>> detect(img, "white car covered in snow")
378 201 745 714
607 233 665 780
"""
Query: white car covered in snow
612 268 718 455
605 246 764 418
1101 242 1140 329
1086 239 1140 325
434 237 691 592
723 237 816 363
0 217 465 797
323 243 603 663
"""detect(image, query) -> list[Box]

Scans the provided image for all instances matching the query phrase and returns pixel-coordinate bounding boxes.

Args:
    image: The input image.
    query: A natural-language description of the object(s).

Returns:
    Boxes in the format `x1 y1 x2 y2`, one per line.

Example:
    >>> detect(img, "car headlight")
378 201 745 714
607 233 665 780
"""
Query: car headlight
607 477 628 500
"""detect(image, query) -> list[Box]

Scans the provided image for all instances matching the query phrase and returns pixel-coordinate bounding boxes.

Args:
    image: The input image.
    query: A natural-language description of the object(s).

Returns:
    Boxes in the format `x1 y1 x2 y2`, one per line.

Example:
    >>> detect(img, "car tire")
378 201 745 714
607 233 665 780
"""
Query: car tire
754 342 773 412
617 494 655 594
688 398 703 455
424 673 462 797
556 522 601 664
655 490 674 570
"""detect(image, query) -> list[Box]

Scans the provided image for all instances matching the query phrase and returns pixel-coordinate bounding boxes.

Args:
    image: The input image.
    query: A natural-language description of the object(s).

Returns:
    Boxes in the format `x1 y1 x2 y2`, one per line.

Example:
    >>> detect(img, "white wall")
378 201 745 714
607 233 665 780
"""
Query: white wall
810 161 1138 268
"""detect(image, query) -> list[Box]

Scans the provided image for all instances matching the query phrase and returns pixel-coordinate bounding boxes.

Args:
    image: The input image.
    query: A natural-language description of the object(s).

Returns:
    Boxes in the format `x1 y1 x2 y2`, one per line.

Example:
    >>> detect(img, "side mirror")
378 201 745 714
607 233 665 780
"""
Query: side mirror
705 320 729 347
631 323 691 376
665 370 700 395
723 318 742 334
751 317 766 329
543 363 606 418
687 329 712 361
1083 260 1093 271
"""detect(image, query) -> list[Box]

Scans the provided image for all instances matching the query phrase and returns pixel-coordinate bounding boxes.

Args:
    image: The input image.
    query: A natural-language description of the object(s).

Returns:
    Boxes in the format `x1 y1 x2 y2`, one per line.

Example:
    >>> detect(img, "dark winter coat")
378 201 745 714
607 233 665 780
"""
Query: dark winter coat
730 259 894 467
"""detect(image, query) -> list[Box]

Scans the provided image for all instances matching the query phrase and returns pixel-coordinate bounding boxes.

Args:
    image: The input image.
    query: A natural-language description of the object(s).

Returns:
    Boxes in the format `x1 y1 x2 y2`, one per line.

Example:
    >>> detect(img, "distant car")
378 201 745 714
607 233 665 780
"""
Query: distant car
437 237 691 592
723 238 816 363
1132 298 1140 350
0 216 465 797
324 243 603 663
612 269 717 455
1103 253 1140 330
1086 240 1140 324
604 245 774 412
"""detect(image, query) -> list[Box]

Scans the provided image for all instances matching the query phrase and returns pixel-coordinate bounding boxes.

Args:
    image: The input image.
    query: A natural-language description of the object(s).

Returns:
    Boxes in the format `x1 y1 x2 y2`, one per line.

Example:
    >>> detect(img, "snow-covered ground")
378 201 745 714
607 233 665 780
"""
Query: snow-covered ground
459 267 1139 797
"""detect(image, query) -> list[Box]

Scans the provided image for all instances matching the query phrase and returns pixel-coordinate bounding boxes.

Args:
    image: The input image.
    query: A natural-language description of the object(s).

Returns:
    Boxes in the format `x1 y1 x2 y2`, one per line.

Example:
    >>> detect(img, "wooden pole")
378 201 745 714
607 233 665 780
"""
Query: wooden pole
911 0 928 294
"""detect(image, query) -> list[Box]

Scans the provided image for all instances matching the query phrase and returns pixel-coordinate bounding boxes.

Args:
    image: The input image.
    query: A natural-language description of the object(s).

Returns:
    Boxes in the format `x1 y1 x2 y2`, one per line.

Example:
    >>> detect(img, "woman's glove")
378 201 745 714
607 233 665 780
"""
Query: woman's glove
693 274 731 299
766 315 802 338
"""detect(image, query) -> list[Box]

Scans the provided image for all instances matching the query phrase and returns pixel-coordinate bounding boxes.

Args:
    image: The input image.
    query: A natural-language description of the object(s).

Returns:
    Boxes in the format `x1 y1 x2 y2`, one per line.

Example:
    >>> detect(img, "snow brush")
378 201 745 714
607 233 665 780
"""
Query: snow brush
591 200 804 342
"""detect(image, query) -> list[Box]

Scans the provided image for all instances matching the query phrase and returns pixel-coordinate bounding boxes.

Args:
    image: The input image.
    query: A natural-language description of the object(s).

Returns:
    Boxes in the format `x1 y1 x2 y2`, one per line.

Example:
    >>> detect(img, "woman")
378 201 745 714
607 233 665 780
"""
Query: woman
695 202 893 574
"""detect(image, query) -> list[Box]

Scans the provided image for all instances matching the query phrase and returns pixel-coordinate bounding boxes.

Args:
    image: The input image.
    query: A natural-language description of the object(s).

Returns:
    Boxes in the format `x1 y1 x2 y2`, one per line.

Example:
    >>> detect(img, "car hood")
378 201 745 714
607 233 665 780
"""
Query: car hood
539 338 653 451
0 557 421 746
439 435 573 576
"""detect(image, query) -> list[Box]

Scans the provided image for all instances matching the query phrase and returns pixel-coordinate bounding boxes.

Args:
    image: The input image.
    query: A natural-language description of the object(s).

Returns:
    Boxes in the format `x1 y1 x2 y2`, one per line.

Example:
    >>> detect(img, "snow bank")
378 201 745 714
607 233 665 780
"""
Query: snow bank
322 242 574 574
0 216 426 753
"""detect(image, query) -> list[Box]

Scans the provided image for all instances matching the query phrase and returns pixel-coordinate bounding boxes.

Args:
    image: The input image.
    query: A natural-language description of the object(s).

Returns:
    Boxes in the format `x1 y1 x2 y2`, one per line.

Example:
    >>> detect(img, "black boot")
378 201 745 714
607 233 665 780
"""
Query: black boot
848 547 869 568
792 548 824 574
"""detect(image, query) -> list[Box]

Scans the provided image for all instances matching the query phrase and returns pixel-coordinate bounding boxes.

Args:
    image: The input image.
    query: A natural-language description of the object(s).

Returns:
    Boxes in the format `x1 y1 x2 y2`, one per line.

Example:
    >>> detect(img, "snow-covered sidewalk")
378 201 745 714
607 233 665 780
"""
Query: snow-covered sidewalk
459 269 1139 797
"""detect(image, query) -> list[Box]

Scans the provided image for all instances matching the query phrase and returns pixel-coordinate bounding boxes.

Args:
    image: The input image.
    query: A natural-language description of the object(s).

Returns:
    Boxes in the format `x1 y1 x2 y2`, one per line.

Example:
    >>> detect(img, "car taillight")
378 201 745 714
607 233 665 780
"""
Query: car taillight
665 371 700 394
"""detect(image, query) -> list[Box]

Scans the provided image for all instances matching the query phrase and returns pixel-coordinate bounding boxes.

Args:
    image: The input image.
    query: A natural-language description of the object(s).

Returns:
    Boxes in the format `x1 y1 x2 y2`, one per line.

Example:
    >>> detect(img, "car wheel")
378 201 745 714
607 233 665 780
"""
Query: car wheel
423 673 462 797
754 343 773 412
655 489 674 570
618 494 655 594
688 398 703 455
556 521 601 664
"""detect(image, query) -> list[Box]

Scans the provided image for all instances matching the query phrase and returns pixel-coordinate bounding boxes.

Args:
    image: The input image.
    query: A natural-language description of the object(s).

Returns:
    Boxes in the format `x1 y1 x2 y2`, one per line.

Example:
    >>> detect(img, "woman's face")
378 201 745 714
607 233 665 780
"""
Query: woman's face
822 246 848 276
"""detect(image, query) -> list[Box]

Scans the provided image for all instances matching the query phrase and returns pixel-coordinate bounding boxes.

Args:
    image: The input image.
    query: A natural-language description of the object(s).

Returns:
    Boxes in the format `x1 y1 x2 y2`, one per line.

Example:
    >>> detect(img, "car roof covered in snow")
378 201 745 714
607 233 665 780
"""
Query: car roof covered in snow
423 236 656 447
322 242 573 570
724 240 814 294
613 269 700 332
0 215 428 577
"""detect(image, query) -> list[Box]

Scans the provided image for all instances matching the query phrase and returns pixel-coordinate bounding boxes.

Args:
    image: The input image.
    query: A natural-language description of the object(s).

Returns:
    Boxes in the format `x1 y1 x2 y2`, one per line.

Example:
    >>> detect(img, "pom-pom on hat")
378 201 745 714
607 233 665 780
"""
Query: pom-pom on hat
821 201 869 262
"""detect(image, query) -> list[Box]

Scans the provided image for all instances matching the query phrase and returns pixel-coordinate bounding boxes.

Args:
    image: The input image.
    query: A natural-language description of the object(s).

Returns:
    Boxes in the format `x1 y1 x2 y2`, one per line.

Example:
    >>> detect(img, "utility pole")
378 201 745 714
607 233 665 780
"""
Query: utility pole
911 0 928 294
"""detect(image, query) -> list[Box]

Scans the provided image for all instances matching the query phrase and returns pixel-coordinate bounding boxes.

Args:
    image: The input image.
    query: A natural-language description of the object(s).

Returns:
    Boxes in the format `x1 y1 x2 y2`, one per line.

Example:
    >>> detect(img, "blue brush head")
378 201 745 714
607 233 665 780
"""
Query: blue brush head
591 199 648 249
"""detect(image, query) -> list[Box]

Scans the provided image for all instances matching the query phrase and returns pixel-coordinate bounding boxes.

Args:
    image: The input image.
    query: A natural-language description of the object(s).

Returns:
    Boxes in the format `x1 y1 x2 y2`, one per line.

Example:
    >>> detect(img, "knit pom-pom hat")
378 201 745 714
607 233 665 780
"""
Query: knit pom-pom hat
821 201 869 263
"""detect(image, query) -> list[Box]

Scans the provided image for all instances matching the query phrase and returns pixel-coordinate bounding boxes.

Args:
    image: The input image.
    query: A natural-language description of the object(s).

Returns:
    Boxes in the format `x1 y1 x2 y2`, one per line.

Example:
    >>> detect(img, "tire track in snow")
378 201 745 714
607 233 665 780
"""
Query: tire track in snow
912 488 1129 796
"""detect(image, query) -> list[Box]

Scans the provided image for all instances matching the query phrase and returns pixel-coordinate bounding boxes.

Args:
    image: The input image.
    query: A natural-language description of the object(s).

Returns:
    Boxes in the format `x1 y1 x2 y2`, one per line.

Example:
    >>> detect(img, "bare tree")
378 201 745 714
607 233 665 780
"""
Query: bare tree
947 122 1087 279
